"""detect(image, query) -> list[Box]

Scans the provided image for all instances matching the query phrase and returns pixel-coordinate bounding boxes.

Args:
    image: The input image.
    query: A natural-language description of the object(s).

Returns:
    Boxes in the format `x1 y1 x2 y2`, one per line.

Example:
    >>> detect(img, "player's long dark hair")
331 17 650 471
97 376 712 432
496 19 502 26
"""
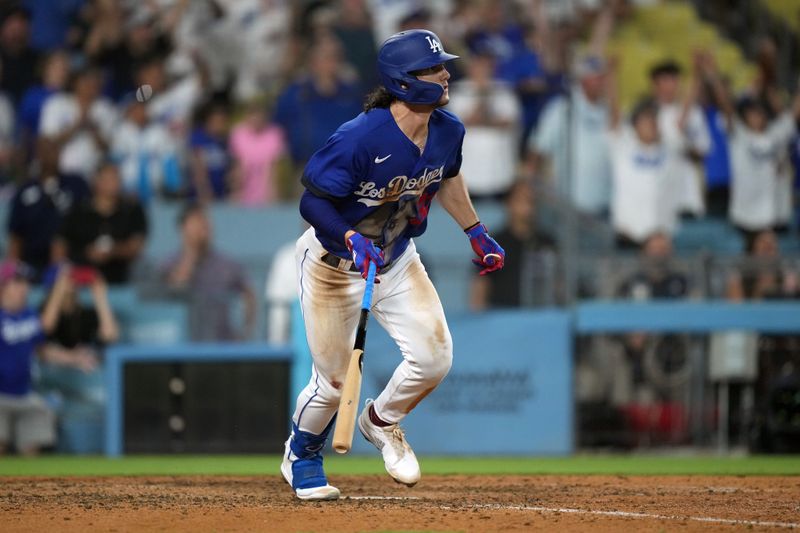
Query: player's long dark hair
363 86 396 112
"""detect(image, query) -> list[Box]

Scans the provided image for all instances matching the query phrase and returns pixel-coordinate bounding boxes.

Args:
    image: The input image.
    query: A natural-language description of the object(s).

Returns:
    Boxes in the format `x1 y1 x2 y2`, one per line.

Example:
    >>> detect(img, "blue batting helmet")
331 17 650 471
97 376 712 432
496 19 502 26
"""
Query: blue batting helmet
378 29 459 105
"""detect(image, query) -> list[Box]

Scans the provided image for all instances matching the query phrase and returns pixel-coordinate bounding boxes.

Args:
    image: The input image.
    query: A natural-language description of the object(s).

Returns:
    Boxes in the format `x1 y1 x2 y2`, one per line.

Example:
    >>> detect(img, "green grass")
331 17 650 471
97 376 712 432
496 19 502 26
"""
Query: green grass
0 454 799 477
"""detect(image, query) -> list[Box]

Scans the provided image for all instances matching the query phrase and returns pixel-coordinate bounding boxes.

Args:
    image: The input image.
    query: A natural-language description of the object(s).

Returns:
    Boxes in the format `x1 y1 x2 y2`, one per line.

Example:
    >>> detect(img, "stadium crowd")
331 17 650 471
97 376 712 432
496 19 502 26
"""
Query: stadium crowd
1 0 799 453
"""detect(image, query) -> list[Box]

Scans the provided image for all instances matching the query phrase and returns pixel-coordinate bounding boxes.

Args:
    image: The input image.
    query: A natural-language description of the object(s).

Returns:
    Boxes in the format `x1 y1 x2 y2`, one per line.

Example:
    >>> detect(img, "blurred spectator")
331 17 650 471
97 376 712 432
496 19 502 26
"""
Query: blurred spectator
470 180 556 310
6 139 90 280
616 233 689 300
274 36 362 172
464 1 525 73
18 50 70 158
264 239 298 344
448 51 520 199
39 265 118 368
23 0 85 52
160 204 256 341
85 2 174 100
702 56 800 236
529 55 611 216
53 163 148 284
612 233 692 445
111 96 181 203
189 101 232 202
135 53 207 139
0 4 40 105
649 58 711 217
229 0 292 102
333 0 379 89
39 65 117 181
229 99 286 206
0 59 14 185
698 75 732 218
608 91 682 247
727 230 799 301
500 23 548 153
0 260 68 455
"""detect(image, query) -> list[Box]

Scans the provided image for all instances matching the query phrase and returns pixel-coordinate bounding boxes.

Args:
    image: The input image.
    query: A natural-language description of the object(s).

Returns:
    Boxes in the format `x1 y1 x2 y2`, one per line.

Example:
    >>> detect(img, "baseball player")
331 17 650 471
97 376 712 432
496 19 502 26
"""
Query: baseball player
281 29 505 500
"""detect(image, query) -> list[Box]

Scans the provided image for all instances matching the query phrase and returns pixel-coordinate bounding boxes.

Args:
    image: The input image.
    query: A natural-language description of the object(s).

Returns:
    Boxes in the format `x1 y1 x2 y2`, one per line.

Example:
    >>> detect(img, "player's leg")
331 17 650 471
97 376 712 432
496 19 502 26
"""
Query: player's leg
282 229 363 500
358 242 453 485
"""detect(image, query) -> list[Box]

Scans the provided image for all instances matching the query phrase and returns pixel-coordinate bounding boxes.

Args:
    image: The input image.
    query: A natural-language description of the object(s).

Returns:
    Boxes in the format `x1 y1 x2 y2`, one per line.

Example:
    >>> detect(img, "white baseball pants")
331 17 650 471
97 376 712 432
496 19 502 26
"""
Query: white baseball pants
292 227 453 435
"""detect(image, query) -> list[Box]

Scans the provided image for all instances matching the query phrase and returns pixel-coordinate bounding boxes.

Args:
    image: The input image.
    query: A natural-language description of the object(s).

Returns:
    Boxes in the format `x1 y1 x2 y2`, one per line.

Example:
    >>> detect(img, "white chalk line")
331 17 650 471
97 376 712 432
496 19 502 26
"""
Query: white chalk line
344 496 421 500
445 503 800 529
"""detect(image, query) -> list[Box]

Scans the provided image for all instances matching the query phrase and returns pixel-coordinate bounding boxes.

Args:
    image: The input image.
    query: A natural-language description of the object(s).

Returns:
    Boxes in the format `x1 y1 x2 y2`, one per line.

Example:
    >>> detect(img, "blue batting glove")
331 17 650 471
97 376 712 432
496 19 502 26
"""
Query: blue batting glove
465 222 505 276
346 232 385 280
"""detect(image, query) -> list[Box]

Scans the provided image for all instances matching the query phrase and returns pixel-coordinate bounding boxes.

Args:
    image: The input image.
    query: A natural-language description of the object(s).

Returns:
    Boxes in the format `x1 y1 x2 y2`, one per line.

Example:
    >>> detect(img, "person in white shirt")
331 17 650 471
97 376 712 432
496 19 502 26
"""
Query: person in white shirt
650 60 711 217
701 56 800 236
134 55 204 140
448 51 521 199
39 67 117 181
608 99 682 246
529 55 612 216
111 97 180 203
607 61 685 247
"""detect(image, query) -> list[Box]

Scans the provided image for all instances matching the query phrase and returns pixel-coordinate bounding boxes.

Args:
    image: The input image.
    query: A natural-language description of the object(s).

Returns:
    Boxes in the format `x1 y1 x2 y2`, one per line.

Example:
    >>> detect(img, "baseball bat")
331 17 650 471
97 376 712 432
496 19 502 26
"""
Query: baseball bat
332 261 377 454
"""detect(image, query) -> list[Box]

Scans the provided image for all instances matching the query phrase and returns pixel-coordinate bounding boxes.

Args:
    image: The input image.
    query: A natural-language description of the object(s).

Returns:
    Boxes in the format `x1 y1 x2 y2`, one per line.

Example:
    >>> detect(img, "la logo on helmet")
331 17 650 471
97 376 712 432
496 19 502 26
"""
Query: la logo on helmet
425 35 442 53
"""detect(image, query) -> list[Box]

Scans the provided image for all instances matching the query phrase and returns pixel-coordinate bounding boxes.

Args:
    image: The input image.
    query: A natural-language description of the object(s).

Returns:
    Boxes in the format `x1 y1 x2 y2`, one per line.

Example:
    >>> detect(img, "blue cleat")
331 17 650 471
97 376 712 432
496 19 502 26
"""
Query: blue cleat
280 423 340 501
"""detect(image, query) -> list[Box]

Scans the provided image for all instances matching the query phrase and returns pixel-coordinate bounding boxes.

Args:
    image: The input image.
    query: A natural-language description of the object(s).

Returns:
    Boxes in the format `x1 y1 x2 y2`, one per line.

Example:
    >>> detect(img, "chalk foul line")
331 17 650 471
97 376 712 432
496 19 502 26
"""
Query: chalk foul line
444 504 799 529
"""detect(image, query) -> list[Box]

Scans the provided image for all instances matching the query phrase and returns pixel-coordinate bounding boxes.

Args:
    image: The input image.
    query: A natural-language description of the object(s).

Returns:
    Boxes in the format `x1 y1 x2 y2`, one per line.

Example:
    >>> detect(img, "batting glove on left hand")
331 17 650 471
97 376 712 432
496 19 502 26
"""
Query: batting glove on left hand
465 222 505 276
346 232 385 281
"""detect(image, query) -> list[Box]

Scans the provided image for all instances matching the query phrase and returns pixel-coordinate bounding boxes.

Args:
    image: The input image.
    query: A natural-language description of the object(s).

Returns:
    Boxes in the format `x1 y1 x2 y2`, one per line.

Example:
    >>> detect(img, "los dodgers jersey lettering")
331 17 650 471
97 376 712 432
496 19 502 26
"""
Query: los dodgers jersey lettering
302 107 465 263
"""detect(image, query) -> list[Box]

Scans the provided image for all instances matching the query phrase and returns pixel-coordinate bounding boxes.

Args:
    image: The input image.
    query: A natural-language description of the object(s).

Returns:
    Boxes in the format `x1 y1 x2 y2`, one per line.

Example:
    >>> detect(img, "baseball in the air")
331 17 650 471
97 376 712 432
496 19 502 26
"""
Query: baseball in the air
136 84 153 102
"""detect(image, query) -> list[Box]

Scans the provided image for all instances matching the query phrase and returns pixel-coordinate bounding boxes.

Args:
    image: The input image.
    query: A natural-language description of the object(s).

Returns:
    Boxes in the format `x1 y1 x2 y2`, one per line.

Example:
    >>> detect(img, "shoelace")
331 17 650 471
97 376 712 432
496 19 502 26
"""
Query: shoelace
387 425 410 457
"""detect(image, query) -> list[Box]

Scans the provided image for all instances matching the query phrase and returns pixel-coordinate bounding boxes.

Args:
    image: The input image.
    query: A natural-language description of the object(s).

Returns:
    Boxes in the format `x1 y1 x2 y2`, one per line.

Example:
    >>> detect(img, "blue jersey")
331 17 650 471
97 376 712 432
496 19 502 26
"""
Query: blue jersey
0 308 44 396
302 107 465 263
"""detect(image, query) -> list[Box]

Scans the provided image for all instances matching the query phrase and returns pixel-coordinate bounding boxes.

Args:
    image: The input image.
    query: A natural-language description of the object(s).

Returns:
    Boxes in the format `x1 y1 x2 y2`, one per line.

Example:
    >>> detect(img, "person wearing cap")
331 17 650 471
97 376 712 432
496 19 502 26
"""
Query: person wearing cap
526 1 617 217
280 29 503 501
529 53 613 217
0 261 70 455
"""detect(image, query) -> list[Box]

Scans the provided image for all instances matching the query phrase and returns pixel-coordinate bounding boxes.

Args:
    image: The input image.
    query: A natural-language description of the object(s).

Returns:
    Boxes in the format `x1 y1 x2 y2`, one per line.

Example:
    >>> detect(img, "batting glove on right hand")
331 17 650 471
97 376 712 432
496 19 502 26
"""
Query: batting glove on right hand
465 222 505 276
346 232 385 280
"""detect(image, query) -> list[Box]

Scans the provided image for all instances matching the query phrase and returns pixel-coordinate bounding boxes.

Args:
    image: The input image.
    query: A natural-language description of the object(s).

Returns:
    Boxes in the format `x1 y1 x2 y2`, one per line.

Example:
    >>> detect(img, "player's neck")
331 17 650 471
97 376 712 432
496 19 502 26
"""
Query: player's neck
390 101 432 148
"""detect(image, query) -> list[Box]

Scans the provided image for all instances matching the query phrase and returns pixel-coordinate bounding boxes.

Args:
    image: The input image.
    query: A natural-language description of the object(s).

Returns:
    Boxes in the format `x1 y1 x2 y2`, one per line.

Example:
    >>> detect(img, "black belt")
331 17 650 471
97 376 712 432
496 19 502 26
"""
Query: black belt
321 253 360 272
320 253 395 273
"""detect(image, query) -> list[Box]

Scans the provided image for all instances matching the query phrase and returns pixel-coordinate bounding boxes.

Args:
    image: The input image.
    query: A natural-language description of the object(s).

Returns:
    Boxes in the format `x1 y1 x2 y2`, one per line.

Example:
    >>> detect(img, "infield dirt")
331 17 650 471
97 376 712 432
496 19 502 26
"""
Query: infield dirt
2 474 799 532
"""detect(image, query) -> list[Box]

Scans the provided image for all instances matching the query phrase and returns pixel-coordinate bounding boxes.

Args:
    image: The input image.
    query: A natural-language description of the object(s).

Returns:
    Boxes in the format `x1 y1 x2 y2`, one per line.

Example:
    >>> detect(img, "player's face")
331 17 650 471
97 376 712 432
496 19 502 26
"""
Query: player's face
414 63 451 106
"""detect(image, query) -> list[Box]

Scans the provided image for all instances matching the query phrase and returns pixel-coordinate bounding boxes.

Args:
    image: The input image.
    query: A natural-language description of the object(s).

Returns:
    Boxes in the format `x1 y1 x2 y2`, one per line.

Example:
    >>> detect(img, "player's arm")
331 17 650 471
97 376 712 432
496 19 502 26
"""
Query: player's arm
438 173 505 275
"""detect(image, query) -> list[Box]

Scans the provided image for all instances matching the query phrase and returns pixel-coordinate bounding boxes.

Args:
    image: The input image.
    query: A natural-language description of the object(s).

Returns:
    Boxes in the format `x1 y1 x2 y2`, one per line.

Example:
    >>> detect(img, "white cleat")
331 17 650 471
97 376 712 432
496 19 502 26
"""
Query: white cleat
357 399 421 487
281 439 341 501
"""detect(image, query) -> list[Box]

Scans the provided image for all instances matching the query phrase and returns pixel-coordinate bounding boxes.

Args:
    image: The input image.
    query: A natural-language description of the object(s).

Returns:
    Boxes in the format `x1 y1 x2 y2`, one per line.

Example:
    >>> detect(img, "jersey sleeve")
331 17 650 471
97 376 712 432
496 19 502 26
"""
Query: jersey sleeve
301 131 366 199
444 123 466 179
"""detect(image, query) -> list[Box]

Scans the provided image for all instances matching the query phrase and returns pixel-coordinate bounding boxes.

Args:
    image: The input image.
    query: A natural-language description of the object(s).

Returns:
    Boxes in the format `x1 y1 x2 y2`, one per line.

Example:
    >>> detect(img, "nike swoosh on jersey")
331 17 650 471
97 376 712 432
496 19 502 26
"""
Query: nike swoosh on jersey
374 154 392 164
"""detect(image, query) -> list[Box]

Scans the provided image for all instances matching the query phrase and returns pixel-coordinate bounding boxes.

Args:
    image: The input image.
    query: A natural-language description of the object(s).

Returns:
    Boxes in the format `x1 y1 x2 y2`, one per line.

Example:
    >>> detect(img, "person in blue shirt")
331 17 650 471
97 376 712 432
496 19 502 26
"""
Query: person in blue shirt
0 260 69 455
18 50 70 160
273 37 363 171
189 102 232 202
281 29 505 501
